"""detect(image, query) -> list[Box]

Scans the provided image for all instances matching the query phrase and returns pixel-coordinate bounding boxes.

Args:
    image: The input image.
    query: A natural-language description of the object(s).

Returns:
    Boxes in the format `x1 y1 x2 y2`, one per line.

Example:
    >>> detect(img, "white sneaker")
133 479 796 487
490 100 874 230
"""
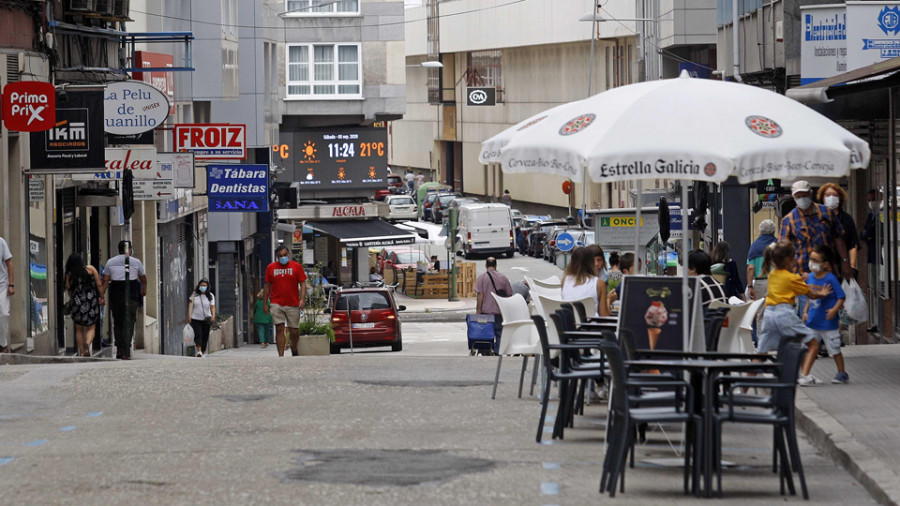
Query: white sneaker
797 374 823 386
196 351 203 358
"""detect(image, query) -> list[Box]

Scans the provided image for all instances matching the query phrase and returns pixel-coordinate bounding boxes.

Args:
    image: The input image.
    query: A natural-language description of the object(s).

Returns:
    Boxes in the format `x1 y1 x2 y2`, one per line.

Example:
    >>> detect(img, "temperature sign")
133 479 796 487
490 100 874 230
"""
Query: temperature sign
277 127 388 190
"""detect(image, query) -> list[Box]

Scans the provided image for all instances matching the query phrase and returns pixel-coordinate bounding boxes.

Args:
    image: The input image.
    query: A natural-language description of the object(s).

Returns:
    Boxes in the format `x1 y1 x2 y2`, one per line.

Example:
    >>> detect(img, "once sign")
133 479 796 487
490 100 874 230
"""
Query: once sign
2 81 56 132
174 123 246 160
104 81 170 135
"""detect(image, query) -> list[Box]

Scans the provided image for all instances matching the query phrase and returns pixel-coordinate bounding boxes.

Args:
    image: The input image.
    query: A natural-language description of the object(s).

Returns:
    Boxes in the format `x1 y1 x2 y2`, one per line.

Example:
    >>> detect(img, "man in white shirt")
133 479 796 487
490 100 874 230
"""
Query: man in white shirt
0 236 13 353
100 241 147 360
405 170 415 192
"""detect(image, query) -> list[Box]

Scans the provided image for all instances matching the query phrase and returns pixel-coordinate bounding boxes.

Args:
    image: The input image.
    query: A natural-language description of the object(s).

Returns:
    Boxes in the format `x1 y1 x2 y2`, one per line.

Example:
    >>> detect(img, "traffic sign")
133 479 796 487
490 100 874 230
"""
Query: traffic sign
133 179 175 200
556 232 576 252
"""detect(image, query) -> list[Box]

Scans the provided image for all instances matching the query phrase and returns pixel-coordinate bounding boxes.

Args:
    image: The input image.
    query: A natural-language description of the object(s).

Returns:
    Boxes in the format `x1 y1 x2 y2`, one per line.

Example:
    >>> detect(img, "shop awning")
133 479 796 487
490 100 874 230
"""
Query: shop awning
306 219 417 248
787 56 900 103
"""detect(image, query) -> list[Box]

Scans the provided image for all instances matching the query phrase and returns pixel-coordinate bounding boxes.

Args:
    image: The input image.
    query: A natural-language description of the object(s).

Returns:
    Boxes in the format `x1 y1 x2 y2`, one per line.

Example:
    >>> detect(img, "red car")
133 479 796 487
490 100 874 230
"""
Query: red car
329 288 406 353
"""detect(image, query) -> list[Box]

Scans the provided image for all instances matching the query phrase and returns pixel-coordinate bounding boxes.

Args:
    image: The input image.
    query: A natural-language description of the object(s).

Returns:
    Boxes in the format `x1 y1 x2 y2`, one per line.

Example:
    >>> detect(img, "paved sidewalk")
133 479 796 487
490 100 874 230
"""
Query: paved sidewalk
796 343 900 506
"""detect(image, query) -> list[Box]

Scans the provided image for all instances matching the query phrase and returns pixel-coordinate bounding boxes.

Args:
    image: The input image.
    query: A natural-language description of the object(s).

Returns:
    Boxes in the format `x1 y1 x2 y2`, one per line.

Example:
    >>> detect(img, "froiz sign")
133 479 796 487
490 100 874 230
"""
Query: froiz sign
174 123 246 160
466 87 496 107
1 81 56 132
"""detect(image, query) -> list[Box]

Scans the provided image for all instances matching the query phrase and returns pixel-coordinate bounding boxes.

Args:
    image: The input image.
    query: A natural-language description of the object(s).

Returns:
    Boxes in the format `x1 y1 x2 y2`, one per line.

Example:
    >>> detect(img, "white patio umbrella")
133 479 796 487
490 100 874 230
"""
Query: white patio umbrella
480 70 871 350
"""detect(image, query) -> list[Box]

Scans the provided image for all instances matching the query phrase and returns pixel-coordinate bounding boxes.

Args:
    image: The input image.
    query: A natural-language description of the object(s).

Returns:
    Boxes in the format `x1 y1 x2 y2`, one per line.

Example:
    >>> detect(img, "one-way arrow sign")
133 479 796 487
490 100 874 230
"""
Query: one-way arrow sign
556 232 576 252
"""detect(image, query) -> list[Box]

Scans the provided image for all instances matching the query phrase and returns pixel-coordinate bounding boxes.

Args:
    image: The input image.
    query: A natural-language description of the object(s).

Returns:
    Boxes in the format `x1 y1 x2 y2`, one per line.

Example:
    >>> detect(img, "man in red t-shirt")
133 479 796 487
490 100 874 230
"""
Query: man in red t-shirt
262 245 308 356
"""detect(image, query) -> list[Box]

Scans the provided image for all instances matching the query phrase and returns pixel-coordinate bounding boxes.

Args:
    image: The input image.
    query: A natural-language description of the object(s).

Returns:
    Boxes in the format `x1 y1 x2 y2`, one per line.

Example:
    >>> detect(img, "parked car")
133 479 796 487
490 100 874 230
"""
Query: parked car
328 288 405 353
386 174 404 189
517 215 549 254
510 209 523 228
527 220 567 257
545 227 594 263
422 191 448 222
431 193 461 223
456 203 515 258
383 195 417 222
380 246 429 273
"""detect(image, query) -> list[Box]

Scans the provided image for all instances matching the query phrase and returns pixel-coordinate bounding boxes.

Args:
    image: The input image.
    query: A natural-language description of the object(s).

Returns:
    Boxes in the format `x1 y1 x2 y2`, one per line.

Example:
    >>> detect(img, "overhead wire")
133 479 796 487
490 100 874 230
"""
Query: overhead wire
128 0 530 32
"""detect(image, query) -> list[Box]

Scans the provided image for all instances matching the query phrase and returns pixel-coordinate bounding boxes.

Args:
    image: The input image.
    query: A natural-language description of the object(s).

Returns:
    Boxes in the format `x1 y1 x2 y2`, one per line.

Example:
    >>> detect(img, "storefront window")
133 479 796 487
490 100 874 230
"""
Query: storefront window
27 176 50 337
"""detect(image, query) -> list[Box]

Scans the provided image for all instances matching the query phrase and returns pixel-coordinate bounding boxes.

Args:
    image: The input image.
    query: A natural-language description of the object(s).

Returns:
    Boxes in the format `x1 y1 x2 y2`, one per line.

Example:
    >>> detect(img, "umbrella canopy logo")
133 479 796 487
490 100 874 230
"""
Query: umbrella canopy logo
704 163 717 177
517 115 547 131
559 113 596 136
745 116 783 138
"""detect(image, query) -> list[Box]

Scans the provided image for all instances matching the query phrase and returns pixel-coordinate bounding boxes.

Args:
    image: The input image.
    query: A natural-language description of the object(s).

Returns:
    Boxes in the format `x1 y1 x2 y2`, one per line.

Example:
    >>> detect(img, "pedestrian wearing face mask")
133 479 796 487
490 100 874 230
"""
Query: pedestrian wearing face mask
860 189 882 333
817 183 859 280
802 245 848 385
779 180 851 280
187 279 216 358
262 246 307 357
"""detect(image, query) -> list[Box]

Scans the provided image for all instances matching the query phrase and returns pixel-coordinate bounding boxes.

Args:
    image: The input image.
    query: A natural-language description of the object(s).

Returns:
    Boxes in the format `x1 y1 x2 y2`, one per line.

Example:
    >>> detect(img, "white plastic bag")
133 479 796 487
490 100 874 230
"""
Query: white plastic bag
183 323 195 345
841 278 868 324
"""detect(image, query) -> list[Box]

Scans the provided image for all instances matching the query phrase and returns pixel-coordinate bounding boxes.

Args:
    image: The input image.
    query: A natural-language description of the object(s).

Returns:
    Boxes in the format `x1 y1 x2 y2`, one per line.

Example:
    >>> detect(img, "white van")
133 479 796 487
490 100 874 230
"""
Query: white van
456 203 515 258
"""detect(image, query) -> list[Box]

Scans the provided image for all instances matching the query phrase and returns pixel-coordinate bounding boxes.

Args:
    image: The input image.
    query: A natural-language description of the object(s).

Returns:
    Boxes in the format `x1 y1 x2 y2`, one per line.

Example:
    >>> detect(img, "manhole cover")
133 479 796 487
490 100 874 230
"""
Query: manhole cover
278 449 495 486
213 394 275 402
354 380 494 388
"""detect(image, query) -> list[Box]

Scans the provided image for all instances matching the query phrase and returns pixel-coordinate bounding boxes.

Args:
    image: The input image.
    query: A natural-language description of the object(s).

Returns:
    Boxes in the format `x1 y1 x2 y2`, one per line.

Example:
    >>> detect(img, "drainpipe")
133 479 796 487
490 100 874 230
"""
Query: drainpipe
733 0 743 81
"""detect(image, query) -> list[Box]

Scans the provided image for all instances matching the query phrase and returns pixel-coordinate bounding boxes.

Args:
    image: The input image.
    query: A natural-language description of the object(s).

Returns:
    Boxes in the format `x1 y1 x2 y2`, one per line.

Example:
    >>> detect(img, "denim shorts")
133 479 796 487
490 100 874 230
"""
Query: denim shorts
758 303 814 353
813 329 842 356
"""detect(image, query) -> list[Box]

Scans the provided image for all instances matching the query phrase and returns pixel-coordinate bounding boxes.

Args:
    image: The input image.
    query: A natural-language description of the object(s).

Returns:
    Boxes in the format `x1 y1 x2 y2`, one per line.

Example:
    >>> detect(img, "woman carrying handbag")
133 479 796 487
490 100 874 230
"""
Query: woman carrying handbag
187 279 216 357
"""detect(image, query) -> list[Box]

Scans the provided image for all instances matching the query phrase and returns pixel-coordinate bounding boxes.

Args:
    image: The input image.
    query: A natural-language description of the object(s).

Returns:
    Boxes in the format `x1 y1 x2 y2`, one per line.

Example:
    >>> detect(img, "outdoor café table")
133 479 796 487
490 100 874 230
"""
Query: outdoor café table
624 356 780 497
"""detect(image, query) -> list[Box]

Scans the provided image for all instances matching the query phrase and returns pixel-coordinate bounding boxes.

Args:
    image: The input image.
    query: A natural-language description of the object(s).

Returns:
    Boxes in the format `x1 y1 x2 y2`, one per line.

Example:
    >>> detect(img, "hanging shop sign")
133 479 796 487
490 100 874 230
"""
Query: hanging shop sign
207 164 269 213
466 87 496 106
1 81 56 132
800 4 847 85
29 88 104 171
71 147 158 180
277 126 387 190
847 2 900 70
159 152 195 188
174 123 246 160
132 51 175 115
103 80 170 135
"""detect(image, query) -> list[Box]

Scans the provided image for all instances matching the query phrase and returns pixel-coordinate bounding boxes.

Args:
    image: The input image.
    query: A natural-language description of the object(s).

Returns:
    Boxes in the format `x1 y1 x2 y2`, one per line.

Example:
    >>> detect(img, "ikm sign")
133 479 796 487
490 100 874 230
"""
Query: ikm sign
174 123 246 160
2 81 55 132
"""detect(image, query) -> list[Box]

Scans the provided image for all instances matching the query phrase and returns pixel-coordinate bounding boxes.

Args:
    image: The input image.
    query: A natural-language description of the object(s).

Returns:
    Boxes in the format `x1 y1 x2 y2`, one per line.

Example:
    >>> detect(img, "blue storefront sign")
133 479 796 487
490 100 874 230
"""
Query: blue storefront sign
207 164 269 212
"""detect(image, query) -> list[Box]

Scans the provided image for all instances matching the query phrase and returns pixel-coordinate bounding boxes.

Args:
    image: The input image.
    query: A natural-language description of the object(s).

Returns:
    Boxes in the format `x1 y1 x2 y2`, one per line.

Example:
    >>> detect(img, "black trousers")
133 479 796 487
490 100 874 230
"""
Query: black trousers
492 314 503 354
110 300 138 358
191 319 212 353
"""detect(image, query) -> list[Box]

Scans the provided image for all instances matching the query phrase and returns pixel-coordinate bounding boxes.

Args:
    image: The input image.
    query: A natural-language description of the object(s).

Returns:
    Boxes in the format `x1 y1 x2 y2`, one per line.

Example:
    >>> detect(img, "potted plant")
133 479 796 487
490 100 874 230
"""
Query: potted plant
297 265 334 356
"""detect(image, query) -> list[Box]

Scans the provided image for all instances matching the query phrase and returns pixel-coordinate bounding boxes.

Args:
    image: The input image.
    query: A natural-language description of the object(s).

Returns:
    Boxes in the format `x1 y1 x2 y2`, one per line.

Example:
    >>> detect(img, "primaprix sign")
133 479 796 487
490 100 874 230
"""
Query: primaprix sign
174 123 246 160
1 81 55 132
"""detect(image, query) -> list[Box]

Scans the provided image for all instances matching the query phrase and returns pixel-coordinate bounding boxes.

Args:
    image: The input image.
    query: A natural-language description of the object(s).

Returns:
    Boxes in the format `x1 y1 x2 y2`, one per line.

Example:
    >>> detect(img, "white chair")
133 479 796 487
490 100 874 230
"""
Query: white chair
534 275 562 287
710 298 765 353
491 293 542 399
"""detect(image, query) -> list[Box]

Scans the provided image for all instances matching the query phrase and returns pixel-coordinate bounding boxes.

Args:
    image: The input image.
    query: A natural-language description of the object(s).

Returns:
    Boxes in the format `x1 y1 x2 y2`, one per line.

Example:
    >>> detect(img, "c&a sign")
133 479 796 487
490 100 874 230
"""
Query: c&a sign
1 81 55 132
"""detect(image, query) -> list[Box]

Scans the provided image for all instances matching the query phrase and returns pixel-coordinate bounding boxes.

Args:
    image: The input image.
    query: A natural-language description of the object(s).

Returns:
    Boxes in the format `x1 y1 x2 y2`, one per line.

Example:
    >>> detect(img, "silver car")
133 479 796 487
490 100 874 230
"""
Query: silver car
384 195 418 222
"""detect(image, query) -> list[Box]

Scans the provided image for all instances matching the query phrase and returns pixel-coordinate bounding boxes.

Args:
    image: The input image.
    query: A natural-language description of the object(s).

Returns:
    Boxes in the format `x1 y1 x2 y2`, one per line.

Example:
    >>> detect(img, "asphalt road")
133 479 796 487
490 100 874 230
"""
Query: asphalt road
0 328 878 506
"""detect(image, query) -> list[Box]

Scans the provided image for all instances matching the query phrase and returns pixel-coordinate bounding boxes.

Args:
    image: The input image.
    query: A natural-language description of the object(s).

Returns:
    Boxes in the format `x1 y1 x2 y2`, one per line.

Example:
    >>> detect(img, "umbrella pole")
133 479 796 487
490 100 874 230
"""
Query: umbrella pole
635 180 643 270
581 160 588 224
681 181 691 352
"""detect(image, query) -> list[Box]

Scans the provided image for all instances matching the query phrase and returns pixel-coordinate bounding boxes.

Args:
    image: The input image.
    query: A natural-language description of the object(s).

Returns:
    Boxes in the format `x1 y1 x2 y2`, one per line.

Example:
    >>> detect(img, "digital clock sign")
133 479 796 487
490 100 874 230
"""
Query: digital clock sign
276 127 388 191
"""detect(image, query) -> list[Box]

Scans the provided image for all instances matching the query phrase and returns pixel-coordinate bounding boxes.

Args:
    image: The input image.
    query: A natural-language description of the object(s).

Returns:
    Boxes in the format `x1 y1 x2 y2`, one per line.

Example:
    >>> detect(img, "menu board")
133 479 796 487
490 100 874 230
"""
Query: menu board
278 127 388 190
618 275 704 352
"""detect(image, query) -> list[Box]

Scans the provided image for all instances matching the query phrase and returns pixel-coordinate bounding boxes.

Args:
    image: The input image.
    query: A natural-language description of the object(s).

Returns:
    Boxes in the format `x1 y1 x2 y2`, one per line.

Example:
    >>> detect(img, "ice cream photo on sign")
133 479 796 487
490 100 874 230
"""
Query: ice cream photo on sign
644 301 668 350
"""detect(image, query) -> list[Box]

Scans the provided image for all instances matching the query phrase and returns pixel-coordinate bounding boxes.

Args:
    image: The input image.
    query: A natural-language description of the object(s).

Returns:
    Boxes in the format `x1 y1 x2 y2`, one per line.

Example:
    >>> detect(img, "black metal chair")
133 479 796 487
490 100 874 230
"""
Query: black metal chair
712 341 809 499
598 339 703 497
531 315 605 443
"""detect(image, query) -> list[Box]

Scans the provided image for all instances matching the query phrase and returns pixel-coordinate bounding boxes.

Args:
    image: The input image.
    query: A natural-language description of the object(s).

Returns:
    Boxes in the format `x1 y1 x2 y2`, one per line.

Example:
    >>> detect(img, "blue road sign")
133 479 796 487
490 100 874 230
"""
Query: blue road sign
556 232 576 252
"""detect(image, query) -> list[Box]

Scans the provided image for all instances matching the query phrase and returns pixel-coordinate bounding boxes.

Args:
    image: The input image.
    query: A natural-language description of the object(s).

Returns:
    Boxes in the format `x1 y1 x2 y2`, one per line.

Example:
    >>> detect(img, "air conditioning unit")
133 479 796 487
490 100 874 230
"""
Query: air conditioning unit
95 0 115 15
67 0 95 12
112 0 130 18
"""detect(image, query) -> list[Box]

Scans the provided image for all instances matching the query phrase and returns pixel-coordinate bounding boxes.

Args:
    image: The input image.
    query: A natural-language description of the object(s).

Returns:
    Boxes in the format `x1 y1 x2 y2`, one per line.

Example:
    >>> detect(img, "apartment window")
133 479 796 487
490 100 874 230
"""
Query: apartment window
466 50 503 102
286 43 361 98
222 0 237 38
285 0 359 15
